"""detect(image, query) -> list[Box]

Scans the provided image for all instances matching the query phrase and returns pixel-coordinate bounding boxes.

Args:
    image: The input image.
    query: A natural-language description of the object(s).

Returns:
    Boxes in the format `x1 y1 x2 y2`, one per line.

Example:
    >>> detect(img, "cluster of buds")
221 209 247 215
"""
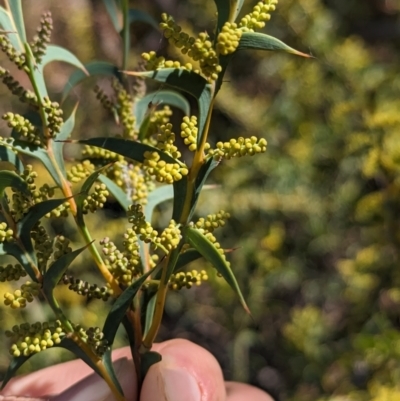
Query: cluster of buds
4 281 41 309
82 183 109 213
48 201 70 218
10 165 36 221
0 68 37 105
94 85 114 114
159 14 221 81
82 144 123 162
112 79 137 139
30 11 53 64
141 51 186 71
143 151 189 184
32 222 53 271
109 162 152 205
0 264 26 282
62 275 111 301
42 97 63 137
100 236 139 286
208 136 267 159
159 220 181 252
156 123 181 159
73 324 109 356
0 222 14 242
128 204 159 244
0 34 26 70
217 22 242 56
2 112 41 145
144 105 173 139
169 269 208 290
67 160 95 183
53 236 72 260
239 0 278 31
195 210 231 233
6 320 65 357
180 115 201 152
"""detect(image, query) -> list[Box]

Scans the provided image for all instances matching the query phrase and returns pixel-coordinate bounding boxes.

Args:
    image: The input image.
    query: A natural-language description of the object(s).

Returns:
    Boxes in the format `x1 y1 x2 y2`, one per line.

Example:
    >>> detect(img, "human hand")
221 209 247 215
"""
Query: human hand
0 339 274 401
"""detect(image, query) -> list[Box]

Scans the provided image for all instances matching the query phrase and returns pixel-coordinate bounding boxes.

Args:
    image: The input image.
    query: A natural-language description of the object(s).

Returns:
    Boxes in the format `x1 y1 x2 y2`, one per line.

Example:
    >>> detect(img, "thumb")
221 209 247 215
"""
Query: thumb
140 339 226 401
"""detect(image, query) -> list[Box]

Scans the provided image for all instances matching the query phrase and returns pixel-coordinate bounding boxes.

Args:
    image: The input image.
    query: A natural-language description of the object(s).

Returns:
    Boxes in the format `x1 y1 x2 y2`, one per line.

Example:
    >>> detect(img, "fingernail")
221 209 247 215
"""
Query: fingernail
161 367 201 401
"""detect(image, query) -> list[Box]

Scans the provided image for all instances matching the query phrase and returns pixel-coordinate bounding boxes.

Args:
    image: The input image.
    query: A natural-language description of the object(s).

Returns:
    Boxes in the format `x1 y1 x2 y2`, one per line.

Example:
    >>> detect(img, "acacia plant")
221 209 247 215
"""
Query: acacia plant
0 0 309 399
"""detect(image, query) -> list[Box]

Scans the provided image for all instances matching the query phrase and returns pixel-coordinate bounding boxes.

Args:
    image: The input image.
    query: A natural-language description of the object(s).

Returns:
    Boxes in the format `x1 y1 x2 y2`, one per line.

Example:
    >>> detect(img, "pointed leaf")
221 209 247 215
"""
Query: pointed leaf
8 0 26 43
143 293 157 337
43 243 90 308
128 9 158 30
16 198 69 272
0 242 38 281
172 176 188 222
238 32 312 58
213 0 230 38
0 138 63 187
58 338 116 391
189 157 220 221
76 165 110 226
53 104 78 179
38 45 89 74
98 174 130 212
62 61 121 101
0 170 29 197
186 226 250 314
0 354 33 390
134 90 190 129
123 68 212 148
231 0 245 21
0 7 21 50
102 350 124 396
103 266 159 346
102 0 121 32
145 185 174 222
0 144 23 172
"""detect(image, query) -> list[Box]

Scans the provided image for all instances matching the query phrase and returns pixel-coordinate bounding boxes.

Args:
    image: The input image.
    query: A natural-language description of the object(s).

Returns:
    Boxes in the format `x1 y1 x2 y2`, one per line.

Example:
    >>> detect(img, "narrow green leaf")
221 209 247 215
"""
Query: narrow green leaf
213 0 230 38
143 293 157 338
238 32 312 58
0 170 29 197
140 351 162 381
76 166 110 226
43 244 90 309
1 139 63 187
27 43 48 98
186 226 250 314
0 242 38 282
0 354 33 390
103 266 159 345
79 137 180 166
8 0 26 42
62 61 121 102
231 0 245 21
102 350 125 396
145 185 174 222
102 0 121 32
59 338 114 390
38 45 89 75
123 68 212 148
98 174 130 212
53 104 78 179
189 157 220 222
134 90 190 129
17 198 69 271
0 144 23 172
0 7 21 50
128 9 158 30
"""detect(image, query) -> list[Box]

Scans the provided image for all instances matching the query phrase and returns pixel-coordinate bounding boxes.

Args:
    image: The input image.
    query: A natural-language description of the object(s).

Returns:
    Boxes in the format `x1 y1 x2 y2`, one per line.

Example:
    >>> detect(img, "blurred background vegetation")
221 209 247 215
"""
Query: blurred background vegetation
1 1 400 400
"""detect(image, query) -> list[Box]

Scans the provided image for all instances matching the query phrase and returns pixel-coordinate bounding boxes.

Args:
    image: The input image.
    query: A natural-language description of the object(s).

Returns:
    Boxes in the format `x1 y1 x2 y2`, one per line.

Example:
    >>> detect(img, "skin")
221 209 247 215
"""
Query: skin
0 339 274 401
